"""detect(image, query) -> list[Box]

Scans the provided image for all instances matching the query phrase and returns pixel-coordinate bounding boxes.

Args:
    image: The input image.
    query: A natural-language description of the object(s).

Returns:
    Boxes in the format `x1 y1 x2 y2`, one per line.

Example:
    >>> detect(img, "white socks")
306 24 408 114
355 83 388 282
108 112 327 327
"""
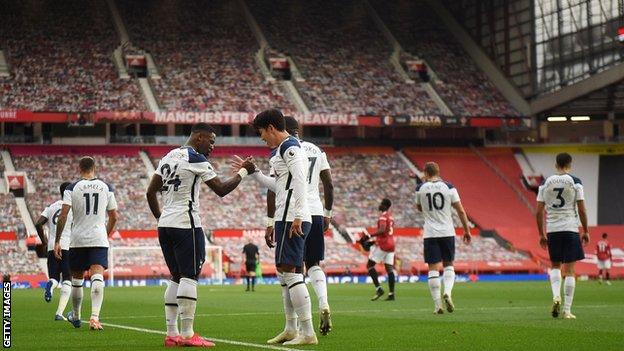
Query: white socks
308 266 329 310
165 281 179 337
177 278 198 338
563 276 576 313
56 280 72 316
549 269 562 299
284 272 314 337
71 278 84 319
428 271 442 309
443 266 455 297
49 278 59 290
90 274 104 321
277 272 298 332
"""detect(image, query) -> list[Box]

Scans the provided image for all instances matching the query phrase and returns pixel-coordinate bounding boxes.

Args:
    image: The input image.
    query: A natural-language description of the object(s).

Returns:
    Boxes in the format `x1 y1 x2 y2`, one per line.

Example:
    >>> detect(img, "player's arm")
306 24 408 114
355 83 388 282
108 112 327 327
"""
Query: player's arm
205 158 255 197
370 219 387 237
34 215 49 247
284 146 309 237
574 181 589 245
265 189 276 248
451 201 471 244
53 204 71 259
106 210 118 236
146 174 163 219
106 186 119 236
577 199 589 245
232 155 277 192
205 173 246 198
535 201 547 249
320 169 334 231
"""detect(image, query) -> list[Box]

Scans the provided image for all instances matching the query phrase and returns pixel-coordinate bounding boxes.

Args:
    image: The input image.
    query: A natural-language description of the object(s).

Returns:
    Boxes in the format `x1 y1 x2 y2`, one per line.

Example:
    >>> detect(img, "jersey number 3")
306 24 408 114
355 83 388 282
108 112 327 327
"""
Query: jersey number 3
552 188 565 208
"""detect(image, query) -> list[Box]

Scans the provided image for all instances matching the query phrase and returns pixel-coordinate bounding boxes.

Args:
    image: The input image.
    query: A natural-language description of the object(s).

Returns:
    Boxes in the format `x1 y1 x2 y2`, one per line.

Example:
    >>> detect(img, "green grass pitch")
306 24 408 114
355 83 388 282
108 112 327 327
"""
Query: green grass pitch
9 281 624 350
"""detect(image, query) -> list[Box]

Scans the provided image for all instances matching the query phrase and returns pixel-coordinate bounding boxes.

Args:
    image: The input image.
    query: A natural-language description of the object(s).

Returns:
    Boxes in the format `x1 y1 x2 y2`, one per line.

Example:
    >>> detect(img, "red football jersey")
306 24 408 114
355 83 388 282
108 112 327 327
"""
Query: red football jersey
375 211 395 252
596 240 612 261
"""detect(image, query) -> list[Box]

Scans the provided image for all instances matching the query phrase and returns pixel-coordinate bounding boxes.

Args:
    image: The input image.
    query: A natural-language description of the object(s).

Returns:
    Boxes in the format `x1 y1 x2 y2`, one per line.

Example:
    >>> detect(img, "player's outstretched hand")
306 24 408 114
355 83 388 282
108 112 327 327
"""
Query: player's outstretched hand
289 218 304 238
581 232 590 246
231 155 257 174
265 226 275 248
54 243 62 260
462 232 472 244
539 235 548 249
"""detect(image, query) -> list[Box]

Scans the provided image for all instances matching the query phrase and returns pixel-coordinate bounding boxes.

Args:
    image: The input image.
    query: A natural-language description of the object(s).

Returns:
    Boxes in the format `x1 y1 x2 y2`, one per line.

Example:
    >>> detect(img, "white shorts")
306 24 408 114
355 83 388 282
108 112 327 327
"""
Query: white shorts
597 259 612 270
369 245 395 265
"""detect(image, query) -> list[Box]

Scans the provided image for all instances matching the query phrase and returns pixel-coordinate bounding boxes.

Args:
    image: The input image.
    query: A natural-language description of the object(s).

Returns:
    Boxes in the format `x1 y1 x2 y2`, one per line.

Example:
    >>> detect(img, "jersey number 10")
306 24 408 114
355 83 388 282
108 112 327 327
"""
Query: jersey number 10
426 192 445 211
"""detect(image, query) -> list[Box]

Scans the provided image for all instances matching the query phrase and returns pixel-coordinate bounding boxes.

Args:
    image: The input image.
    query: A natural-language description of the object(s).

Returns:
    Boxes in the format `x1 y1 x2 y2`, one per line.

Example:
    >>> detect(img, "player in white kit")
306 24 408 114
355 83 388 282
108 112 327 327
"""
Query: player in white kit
35 182 73 320
233 109 317 345
54 157 118 331
264 116 333 335
146 123 255 347
415 162 471 314
536 153 589 319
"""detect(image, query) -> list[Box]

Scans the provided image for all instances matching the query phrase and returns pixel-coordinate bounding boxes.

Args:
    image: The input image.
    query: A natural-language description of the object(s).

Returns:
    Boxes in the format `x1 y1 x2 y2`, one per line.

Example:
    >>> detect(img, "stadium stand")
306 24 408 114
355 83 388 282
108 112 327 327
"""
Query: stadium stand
117 0 294 113
370 0 519 117
249 0 441 115
0 193 22 233
0 0 146 112
9 146 154 231
0 240 42 275
327 148 424 228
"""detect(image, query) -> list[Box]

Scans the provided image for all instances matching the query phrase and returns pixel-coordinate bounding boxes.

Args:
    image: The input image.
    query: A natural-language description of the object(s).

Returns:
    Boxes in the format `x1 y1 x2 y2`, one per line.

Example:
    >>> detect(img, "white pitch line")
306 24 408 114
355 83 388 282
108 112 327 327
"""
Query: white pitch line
102 304 618 320
96 321 312 351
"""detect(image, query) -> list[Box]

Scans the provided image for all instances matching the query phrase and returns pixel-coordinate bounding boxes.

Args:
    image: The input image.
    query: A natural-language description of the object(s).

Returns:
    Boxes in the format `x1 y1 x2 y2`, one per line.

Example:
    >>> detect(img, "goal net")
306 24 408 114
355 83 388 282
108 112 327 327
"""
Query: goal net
108 244 223 285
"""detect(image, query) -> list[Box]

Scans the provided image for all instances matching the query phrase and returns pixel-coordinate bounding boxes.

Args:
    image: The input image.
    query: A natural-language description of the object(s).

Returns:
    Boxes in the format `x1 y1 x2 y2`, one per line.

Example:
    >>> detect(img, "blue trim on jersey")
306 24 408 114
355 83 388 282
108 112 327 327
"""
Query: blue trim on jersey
568 174 582 185
415 182 424 192
539 178 546 186
444 181 455 189
270 148 277 158
65 181 78 191
105 182 115 193
187 147 208 164
279 136 300 158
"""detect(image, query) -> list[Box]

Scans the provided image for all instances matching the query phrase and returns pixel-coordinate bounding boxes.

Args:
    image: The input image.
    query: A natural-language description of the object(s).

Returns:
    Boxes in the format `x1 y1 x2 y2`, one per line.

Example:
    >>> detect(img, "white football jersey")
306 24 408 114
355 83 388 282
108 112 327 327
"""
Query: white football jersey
156 146 217 229
40 200 72 251
267 136 311 222
537 173 584 233
271 140 330 217
415 180 460 238
63 178 117 248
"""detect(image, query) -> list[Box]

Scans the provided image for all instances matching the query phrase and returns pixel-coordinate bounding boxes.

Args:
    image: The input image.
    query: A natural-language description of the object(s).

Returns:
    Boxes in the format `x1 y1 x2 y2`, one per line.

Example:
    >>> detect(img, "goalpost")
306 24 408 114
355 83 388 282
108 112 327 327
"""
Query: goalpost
108 245 223 286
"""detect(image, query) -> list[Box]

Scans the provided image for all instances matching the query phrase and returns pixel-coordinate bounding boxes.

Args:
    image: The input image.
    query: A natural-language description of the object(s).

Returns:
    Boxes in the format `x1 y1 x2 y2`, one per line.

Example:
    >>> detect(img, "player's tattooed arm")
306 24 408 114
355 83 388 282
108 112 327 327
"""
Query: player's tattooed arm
535 201 547 249
34 215 48 247
146 174 163 219
320 169 334 231
106 210 118 237
54 204 71 259
577 200 590 245
452 201 471 244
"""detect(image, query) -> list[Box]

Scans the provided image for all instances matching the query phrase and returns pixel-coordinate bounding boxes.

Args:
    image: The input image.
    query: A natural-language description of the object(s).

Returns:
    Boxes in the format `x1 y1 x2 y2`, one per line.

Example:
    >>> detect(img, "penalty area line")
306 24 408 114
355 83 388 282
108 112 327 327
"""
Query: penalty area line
93 321 313 351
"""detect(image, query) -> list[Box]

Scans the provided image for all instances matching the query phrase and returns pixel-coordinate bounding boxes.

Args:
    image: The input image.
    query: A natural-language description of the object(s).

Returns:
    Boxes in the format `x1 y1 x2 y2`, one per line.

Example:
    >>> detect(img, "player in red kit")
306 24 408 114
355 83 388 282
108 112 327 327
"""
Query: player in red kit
366 198 396 301
596 233 612 285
